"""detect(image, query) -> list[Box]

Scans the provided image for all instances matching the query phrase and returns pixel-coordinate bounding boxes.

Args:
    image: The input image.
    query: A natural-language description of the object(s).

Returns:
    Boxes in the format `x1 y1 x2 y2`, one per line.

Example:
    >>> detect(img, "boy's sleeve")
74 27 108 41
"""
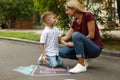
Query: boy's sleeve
58 30 61 37
56 28 61 37
40 31 47 43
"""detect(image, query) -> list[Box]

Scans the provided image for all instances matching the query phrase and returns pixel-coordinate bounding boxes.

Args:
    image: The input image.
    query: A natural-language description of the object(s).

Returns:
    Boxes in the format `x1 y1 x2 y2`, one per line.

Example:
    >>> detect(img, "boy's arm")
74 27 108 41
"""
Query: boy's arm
40 43 46 56
40 43 47 63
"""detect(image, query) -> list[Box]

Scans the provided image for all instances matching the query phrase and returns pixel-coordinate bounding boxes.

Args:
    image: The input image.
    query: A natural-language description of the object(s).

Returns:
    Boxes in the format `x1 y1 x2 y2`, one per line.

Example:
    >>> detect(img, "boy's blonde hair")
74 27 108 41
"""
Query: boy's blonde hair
65 0 85 13
41 12 56 23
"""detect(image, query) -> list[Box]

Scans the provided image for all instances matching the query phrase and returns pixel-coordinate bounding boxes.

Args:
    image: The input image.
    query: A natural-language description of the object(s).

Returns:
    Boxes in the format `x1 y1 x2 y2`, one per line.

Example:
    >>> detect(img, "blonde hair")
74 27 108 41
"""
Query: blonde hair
41 12 56 23
65 0 85 13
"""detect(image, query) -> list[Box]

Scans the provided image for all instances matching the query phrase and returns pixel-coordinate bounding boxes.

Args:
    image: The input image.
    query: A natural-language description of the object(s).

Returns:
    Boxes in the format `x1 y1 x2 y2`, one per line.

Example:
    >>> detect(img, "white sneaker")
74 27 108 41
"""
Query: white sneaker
69 63 87 73
37 54 43 65
84 59 92 68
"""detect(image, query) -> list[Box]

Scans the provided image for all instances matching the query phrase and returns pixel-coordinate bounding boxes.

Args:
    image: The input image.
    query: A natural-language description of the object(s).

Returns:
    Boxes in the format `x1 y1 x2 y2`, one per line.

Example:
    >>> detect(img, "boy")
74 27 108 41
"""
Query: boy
37 12 63 68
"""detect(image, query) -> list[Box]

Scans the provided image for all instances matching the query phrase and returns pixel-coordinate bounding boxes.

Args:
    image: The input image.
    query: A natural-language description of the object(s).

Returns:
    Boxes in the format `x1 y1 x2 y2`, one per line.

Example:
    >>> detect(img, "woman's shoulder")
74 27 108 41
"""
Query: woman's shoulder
83 11 95 21
83 11 94 17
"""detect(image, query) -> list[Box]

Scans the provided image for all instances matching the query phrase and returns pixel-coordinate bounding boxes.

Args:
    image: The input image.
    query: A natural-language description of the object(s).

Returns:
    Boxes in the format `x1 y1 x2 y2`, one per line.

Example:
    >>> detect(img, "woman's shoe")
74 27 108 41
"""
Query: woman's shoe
84 59 92 68
69 63 87 73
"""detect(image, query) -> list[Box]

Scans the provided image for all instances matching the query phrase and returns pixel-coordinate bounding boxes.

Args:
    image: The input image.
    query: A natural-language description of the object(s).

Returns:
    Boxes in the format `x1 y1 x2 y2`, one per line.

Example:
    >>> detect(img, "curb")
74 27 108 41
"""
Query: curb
0 36 120 57
102 49 120 57
0 36 40 44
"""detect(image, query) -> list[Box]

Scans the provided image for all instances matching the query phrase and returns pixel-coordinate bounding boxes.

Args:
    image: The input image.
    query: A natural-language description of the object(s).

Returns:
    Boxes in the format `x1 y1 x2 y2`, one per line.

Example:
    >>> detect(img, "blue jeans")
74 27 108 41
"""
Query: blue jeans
46 55 62 68
59 32 102 59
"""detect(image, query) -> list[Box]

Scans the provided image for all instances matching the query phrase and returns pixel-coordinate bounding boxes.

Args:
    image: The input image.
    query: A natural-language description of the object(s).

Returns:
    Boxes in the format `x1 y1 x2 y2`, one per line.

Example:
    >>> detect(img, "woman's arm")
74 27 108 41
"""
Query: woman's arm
60 28 74 46
87 20 95 39
64 28 74 41
59 37 68 45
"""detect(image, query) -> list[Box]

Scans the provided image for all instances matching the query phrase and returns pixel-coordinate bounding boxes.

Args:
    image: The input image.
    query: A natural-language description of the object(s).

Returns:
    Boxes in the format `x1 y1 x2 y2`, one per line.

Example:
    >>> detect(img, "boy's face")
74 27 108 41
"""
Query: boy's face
46 15 57 26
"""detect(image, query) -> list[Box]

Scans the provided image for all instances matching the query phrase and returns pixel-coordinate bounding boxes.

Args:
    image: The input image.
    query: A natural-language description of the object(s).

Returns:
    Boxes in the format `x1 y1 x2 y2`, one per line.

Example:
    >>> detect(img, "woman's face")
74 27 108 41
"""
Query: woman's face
65 6 75 17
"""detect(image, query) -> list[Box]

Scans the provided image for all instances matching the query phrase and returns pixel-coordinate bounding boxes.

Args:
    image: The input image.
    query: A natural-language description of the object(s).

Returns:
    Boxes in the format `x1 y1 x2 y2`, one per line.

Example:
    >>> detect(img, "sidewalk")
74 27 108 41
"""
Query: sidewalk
0 29 120 38
104 30 120 38
0 29 120 57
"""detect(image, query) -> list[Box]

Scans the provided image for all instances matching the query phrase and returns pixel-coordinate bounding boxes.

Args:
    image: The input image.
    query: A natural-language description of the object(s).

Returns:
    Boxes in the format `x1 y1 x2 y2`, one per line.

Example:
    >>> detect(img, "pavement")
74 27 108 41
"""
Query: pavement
0 39 120 80
0 29 120 57
0 29 120 80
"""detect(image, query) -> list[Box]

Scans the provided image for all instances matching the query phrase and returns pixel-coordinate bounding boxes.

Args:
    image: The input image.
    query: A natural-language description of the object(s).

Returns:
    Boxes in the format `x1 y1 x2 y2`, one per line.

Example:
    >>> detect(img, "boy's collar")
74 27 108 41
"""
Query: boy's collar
45 26 55 29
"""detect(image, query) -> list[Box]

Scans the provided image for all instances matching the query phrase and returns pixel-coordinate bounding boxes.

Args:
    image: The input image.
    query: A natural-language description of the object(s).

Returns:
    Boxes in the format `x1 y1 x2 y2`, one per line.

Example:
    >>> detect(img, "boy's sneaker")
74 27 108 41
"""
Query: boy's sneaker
37 54 43 65
69 63 87 73
84 59 92 68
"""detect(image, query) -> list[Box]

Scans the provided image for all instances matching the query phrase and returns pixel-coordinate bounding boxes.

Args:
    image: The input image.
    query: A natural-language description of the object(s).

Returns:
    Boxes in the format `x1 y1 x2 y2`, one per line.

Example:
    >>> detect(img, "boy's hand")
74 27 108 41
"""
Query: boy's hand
42 55 48 63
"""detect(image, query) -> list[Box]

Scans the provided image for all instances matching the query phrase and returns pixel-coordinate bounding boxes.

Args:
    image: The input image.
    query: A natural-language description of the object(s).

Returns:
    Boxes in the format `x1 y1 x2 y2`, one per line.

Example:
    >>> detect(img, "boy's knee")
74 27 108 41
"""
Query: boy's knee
50 63 58 68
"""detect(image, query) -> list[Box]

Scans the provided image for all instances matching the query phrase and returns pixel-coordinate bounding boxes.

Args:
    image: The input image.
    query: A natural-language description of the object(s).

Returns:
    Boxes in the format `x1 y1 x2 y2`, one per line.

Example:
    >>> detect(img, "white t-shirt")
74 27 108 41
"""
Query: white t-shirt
40 26 61 56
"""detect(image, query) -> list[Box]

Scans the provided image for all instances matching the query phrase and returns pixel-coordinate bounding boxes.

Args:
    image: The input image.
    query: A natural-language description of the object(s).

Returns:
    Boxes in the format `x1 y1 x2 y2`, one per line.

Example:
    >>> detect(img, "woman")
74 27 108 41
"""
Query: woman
59 0 103 73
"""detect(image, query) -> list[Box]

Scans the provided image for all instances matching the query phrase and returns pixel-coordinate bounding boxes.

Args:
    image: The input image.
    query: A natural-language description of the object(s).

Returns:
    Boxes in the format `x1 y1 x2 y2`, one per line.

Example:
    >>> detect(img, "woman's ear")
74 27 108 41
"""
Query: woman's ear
72 9 76 15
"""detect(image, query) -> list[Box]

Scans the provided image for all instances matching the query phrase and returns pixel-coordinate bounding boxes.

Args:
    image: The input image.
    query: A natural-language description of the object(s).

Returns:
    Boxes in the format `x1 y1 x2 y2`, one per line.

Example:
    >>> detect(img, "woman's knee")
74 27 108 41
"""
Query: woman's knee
72 32 82 40
72 32 79 38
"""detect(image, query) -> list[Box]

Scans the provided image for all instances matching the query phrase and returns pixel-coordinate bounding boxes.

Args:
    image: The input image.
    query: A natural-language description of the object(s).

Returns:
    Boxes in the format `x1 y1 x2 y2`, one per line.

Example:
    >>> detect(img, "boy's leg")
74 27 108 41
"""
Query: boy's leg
56 56 63 66
46 55 58 68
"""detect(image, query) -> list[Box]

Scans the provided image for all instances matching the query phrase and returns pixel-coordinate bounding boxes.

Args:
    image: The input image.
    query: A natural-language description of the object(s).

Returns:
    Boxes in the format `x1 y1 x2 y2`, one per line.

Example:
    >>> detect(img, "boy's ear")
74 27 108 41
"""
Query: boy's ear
46 18 51 23
45 19 49 23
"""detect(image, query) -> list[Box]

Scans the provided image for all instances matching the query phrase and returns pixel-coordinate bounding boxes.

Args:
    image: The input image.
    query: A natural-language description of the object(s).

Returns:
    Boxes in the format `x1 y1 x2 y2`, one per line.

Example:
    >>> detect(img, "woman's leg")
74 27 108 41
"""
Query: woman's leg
59 46 77 59
72 32 101 58
69 32 101 73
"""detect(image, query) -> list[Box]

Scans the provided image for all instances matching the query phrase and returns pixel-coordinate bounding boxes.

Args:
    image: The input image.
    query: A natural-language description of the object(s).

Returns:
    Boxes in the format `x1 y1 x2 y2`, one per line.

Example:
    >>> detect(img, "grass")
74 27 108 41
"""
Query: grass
103 39 120 51
0 31 120 51
0 31 40 41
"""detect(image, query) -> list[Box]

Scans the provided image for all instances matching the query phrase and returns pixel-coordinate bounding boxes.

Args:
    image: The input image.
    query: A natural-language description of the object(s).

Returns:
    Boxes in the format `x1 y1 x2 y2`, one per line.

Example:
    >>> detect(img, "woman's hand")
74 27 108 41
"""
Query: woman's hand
66 42 74 47
60 37 74 47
